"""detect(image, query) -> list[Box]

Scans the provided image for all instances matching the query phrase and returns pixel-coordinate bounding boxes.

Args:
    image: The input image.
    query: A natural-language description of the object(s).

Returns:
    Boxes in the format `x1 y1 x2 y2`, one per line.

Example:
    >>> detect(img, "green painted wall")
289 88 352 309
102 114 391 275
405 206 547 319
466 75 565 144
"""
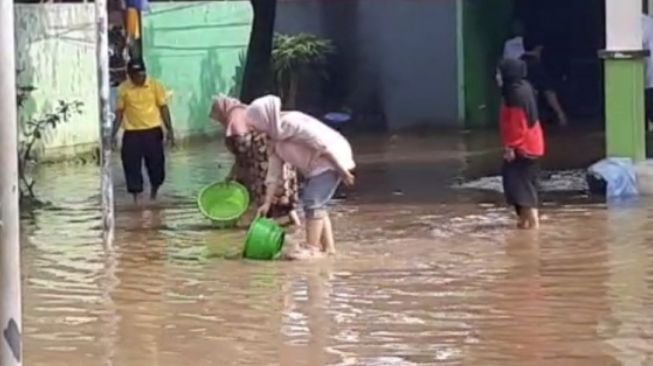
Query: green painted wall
15 4 100 159
604 58 646 161
462 0 513 128
143 2 252 138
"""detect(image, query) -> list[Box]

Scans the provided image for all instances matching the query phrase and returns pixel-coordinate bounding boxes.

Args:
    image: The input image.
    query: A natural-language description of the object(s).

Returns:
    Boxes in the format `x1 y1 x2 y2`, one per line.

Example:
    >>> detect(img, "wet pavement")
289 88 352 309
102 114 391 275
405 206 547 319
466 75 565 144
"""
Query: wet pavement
21 129 653 365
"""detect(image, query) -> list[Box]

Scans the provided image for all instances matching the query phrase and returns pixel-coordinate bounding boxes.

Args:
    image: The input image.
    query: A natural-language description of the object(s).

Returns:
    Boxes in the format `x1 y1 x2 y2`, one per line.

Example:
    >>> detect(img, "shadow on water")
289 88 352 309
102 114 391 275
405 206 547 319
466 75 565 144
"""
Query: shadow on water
20 131 653 365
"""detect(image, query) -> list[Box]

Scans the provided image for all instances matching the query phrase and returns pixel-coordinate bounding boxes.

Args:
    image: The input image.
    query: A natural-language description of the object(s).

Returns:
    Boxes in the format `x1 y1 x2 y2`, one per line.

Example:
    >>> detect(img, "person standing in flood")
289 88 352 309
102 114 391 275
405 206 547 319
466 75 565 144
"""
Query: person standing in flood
498 58 545 229
113 59 175 204
245 95 355 257
520 39 568 127
209 96 301 226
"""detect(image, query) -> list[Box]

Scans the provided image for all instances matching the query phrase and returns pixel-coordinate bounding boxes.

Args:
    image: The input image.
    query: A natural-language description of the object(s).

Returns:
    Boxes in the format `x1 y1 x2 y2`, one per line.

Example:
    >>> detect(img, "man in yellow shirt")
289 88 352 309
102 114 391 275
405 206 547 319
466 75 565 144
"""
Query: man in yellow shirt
113 59 175 204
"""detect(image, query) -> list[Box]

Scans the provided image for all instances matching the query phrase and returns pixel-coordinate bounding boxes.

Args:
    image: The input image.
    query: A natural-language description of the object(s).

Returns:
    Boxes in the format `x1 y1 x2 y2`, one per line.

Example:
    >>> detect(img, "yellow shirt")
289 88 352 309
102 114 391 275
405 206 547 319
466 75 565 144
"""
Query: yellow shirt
117 78 168 130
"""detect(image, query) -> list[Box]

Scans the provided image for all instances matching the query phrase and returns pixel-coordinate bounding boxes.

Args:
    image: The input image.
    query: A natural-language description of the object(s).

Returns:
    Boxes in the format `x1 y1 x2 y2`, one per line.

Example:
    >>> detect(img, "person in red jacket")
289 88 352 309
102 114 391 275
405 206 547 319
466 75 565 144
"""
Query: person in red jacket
498 58 545 229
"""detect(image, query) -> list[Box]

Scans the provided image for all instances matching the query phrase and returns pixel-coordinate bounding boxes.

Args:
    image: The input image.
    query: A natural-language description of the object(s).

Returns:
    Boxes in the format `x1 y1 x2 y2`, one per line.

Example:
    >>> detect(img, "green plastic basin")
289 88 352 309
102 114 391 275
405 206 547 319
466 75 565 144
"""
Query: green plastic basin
197 181 250 227
243 217 285 260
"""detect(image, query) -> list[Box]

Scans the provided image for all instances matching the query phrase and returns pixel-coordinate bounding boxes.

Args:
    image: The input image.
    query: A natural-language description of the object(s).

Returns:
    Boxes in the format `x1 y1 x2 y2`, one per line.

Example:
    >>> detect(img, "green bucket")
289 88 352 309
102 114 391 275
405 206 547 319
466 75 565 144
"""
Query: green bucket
243 217 285 260
197 181 250 227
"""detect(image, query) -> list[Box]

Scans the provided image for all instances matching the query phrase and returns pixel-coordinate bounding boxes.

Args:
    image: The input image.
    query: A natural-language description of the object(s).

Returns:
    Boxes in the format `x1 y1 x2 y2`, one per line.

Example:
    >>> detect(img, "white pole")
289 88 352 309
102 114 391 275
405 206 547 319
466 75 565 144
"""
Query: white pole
606 0 642 51
0 0 22 363
95 0 114 245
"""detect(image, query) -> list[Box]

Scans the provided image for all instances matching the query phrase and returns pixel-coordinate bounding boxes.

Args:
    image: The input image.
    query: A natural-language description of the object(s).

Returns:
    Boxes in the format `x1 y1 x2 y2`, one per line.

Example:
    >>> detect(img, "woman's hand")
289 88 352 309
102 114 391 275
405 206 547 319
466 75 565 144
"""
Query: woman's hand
341 170 355 187
257 202 271 218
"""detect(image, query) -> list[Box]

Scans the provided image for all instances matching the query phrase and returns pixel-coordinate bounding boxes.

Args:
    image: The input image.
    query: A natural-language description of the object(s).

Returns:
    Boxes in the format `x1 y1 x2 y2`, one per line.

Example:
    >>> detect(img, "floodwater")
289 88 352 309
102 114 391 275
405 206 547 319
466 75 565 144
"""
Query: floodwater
21 129 653 365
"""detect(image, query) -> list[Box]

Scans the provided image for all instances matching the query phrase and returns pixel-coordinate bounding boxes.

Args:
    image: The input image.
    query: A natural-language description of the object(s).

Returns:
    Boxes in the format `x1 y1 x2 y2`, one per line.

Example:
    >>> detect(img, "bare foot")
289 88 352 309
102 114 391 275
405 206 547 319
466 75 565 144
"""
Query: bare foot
283 247 312 261
529 209 540 229
517 215 529 229
132 193 143 206
305 245 326 258
283 246 325 260
528 217 540 230
150 186 160 201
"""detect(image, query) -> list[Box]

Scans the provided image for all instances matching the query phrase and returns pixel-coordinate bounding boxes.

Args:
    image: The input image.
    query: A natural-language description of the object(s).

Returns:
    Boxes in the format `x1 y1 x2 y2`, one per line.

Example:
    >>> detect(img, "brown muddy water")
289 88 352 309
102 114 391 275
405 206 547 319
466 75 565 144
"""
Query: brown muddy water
21 130 653 365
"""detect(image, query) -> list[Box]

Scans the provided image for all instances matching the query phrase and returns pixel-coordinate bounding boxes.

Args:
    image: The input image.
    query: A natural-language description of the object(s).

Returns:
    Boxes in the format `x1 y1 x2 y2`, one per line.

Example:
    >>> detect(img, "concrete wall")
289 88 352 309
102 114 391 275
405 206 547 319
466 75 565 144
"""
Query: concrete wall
276 0 461 130
143 2 252 138
15 4 100 159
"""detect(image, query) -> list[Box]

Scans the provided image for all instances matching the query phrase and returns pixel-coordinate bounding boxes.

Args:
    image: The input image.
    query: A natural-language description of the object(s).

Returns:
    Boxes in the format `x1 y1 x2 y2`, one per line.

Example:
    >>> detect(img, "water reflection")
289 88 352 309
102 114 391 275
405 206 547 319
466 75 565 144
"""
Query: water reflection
19 132 653 365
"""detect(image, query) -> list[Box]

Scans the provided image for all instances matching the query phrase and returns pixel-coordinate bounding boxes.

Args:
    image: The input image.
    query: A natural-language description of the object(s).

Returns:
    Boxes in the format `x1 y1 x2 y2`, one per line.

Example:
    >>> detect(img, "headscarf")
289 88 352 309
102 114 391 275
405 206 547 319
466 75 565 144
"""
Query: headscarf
499 58 539 127
246 95 356 174
210 95 244 125
245 95 296 141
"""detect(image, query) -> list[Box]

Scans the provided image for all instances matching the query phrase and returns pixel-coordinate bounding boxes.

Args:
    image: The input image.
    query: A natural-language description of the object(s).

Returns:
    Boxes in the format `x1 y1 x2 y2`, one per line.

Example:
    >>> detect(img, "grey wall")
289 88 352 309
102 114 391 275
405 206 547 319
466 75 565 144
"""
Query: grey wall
276 0 460 130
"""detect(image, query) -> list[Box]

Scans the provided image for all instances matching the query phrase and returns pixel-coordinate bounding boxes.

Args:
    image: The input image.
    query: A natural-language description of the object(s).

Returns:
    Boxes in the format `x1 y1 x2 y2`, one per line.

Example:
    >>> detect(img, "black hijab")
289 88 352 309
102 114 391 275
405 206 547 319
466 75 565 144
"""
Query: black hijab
499 58 539 127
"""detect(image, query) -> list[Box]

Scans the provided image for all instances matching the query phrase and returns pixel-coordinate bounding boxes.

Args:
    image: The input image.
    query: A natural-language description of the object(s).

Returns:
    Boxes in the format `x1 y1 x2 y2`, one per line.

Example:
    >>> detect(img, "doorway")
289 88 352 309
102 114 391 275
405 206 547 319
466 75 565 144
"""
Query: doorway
514 0 606 124
462 0 514 128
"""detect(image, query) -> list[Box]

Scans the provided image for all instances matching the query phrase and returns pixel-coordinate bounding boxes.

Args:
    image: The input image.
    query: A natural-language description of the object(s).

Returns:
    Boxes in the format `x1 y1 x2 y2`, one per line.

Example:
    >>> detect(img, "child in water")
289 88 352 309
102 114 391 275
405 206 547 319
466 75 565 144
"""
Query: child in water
498 58 546 229
245 95 356 258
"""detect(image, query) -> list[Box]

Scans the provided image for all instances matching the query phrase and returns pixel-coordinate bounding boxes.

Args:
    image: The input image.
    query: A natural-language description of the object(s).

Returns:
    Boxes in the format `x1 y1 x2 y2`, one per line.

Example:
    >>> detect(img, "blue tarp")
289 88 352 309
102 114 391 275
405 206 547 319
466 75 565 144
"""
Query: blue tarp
587 158 639 199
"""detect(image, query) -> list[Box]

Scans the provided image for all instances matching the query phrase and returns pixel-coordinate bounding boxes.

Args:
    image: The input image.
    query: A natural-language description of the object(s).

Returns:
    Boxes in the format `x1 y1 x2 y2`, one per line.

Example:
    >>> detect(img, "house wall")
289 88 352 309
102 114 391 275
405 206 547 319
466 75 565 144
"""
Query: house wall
15 4 100 159
275 0 461 130
142 2 252 138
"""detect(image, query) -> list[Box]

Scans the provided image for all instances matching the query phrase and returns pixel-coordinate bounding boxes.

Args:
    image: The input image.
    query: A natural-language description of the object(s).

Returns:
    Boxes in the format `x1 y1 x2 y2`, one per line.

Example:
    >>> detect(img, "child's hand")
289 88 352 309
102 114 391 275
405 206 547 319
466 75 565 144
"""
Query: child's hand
504 148 516 162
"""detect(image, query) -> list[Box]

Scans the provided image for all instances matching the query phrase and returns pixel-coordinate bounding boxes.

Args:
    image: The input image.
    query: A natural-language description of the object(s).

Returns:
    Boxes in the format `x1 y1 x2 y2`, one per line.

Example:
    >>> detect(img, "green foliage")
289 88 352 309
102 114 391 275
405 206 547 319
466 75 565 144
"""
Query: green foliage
271 33 335 108
16 80 83 203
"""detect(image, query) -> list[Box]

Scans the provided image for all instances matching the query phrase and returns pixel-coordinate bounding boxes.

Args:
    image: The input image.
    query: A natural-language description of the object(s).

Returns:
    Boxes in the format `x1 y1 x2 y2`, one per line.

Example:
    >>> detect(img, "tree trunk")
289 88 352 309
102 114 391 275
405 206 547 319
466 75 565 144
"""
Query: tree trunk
240 0 277 103
287 74 298 109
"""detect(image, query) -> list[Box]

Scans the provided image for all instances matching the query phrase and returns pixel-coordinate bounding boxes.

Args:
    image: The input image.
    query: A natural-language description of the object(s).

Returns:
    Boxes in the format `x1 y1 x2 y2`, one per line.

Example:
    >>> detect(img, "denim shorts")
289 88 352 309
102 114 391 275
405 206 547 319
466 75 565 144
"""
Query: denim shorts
301 170 341 219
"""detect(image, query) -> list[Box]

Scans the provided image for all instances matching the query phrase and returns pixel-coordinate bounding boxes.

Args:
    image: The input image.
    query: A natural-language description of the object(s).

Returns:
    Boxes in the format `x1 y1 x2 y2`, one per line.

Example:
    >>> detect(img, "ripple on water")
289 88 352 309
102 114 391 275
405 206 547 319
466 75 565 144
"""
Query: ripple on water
19 142 653 365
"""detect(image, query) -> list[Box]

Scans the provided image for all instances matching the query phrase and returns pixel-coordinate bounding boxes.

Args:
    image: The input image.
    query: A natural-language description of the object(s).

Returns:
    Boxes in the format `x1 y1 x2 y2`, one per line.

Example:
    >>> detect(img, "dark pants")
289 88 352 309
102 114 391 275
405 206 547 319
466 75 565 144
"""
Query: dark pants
502 155 540 212
121 127 165 194
646 88 653 125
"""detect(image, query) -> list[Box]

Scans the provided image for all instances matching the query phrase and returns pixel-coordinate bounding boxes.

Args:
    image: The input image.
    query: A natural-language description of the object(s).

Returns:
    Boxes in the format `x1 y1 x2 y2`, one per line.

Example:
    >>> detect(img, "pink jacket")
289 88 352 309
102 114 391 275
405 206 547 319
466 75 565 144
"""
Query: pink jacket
245 96 355 184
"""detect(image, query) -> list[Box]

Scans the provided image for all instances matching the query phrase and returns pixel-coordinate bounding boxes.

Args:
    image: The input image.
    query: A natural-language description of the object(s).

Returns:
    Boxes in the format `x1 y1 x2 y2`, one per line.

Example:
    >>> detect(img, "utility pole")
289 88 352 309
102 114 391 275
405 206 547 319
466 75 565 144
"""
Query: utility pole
95 0 115 245
0 0 22 363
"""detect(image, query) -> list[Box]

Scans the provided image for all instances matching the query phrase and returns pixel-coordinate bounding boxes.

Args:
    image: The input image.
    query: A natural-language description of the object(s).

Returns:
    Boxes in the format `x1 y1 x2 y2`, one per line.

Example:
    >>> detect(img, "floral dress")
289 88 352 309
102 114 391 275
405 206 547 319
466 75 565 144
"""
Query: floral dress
225 132 299 218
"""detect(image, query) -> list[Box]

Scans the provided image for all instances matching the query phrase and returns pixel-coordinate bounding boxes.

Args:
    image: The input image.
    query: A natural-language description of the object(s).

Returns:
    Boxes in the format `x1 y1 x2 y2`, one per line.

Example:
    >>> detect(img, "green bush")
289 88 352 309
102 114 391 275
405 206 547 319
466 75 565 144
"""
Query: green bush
271 33 335 108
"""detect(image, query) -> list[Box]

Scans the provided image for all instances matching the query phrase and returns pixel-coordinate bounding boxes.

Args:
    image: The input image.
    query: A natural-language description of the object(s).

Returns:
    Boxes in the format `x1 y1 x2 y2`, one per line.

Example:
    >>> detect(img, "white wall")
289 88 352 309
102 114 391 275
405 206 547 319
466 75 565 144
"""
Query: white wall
605 0 641 51
15 4 99 159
